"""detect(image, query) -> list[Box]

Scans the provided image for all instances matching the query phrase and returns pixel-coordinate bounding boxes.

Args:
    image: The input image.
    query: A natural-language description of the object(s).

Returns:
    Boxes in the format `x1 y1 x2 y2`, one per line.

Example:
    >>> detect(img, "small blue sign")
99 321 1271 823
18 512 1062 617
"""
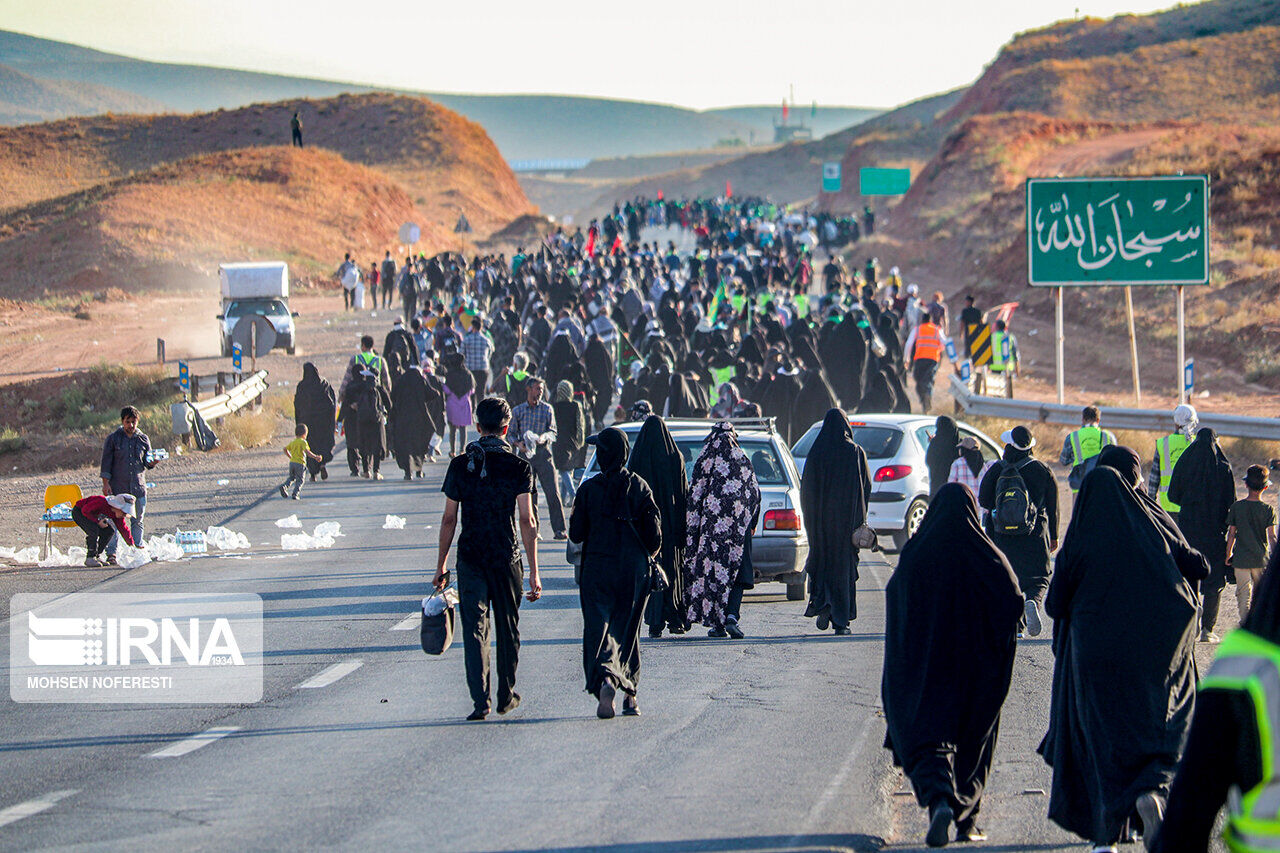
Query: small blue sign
178 361 189 392
232 343 242 371
944 338 958 362
960 360 972 383
1184 359 1195 395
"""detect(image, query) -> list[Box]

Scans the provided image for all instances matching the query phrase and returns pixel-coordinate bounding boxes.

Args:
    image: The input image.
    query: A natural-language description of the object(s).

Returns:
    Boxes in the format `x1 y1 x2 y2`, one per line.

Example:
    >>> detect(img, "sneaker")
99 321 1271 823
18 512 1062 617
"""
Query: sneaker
1199 630 1221 643
1024 599 1043 637
597 679 616 719
708 626 728 638
84 556 103 568
465 707 489 722
955 822 987 843
103 555 118 566
279 486 288 499
291 495 301 500
361 471 370 479
350 470 359 477
497 693 521 715
553 531 568 541
320 466 329 480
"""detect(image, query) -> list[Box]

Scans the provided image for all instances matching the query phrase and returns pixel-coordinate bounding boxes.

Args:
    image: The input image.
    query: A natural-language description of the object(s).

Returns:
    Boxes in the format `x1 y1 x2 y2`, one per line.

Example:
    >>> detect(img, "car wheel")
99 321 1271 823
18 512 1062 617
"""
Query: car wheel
786 580 805 601
892 498 929 551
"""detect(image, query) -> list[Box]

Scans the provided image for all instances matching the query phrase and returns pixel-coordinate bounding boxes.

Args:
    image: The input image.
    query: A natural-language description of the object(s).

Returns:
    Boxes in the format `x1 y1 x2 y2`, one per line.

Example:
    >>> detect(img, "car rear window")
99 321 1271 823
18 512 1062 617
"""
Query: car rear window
675 438 788 486
792 425 903 461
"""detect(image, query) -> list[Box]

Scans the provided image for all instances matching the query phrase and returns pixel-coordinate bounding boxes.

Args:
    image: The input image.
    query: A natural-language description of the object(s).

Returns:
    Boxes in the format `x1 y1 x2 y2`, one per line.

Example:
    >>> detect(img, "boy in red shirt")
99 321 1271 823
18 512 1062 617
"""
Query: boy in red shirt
72 493 136 567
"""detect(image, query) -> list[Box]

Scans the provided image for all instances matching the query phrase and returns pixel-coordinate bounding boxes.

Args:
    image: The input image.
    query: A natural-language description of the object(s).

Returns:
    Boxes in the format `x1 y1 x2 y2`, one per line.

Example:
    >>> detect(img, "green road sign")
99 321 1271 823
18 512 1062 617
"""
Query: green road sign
822 162 841 193
1026 176 1209 286
859 167 910 196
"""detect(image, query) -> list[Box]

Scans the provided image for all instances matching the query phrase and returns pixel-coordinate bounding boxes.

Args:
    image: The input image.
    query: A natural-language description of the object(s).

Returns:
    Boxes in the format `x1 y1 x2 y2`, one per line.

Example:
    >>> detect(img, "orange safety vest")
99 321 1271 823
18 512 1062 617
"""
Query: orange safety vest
914 322 944 362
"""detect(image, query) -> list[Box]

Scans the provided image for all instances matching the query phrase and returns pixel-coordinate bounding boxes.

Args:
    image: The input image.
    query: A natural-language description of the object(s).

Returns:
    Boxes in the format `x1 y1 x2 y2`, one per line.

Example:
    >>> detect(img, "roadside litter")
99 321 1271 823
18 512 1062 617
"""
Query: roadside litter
275 515 303 528
176 530 207 555
205 526 251 550
383 515 406 530
281 521 343 550
38 546 89 567
0 546 40 564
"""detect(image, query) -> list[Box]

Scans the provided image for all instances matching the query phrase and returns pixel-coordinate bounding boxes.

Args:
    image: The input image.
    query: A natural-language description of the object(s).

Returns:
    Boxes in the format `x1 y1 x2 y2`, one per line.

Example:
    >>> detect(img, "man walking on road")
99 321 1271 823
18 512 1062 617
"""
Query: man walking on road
904 310 948 412
380 252 397 311
1148 404 1197 520
100 405 161 561
1059 406 1116 495
462 316 494 395
511 377 567 540
436 397 541 721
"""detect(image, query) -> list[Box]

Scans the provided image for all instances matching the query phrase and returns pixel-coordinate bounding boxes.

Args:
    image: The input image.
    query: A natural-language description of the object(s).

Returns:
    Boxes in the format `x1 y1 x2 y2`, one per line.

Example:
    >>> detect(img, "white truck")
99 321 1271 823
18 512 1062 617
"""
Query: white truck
216 262 297 357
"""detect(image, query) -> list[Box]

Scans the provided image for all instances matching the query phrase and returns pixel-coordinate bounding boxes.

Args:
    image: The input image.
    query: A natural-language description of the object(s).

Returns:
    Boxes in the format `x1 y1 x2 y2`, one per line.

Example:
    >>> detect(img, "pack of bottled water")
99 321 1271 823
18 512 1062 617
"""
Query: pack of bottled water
175 529 207 555
146 448 169 463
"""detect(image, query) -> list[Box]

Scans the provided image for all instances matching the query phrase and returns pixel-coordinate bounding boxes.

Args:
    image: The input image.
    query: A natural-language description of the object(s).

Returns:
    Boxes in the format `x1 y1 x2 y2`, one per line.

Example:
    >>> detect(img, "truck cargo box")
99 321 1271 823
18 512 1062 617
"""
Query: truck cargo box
219 262 289 300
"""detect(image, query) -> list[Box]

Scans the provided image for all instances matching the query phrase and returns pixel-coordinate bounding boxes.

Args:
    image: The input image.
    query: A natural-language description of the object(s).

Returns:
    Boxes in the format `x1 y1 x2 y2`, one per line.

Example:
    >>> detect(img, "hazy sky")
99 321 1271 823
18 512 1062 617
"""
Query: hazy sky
0 0 1178 109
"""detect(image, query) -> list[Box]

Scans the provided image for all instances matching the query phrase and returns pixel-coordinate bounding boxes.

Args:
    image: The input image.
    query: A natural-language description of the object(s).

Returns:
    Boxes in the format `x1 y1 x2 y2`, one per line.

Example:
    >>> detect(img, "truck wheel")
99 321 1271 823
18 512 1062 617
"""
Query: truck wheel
892 498 929 552
786 580 805 601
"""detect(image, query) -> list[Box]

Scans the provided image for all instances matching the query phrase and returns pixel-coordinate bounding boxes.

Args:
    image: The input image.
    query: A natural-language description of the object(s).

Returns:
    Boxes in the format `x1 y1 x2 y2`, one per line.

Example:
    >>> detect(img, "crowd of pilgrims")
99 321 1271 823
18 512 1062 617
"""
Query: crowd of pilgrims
290 195 1265 852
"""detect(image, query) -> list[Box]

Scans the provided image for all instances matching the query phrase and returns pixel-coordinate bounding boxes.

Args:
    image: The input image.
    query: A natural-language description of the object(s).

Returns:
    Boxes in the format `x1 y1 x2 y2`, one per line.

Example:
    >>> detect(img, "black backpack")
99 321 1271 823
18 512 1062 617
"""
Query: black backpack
993 458 1038 536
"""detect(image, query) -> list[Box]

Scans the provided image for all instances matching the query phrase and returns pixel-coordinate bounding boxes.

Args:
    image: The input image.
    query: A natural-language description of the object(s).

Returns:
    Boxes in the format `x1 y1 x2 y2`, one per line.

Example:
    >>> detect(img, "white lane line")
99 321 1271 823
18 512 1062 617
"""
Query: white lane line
146 726 240 758
295 659 363 689
390 613 419 631
0 789 77 828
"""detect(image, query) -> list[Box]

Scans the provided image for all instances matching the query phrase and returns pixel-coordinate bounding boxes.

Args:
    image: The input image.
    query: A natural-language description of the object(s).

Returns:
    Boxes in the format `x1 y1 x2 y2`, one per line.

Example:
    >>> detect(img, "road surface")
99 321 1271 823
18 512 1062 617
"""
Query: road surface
0 454 1216 851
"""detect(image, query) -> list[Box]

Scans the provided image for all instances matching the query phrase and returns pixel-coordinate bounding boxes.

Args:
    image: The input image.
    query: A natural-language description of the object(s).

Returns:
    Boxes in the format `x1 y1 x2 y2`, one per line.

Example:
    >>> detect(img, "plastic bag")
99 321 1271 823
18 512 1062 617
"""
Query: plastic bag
145 534 186 562
281 521 342 551
383 515 406 530
0 546 40 564
205 526 251 550
422 588 459 616
114 543 152 570
275 515 303 529
37 546 89 567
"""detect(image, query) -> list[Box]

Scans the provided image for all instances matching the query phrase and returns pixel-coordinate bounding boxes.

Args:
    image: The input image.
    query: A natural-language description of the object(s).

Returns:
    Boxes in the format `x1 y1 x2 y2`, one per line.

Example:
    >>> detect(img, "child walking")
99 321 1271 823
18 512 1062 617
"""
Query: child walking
280 424 322 500
1226 464 1277 623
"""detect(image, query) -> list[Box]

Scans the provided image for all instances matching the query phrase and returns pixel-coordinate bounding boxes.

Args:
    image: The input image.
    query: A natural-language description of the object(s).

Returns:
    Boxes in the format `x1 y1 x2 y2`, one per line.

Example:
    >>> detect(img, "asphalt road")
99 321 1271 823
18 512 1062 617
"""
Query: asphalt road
0 458 1218 852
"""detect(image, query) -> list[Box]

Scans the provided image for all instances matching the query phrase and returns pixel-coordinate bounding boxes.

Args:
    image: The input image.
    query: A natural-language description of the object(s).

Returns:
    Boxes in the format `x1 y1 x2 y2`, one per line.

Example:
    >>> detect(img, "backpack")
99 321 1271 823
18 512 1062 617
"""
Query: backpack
993 458 1038 536
340 262 358 288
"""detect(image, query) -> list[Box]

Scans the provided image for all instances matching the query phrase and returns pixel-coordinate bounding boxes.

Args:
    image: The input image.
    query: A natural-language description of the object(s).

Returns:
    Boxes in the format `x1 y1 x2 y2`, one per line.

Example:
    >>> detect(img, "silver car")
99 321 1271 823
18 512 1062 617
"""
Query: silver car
582 418 811 600
791 415 1002 550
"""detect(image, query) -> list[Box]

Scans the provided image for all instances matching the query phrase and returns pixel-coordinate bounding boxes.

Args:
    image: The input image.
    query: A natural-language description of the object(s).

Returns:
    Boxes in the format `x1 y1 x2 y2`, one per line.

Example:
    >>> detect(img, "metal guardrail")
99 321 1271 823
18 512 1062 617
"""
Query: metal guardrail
195 370 269 420
949 374 1280 440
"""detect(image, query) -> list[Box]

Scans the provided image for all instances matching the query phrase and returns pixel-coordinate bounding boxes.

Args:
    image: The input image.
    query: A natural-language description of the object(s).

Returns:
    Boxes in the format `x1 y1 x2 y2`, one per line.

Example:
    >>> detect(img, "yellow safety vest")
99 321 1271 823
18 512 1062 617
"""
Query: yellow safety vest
1200 630 1280 852
1068 426 1113 468
1157 432 1191 513
990 330 1009 372
356 351 381 374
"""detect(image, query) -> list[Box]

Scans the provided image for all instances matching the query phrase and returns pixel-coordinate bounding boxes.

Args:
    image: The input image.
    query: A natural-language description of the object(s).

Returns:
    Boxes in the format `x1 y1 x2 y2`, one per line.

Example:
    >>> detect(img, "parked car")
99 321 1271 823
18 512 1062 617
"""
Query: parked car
581 418 810 600
791 415 1002 551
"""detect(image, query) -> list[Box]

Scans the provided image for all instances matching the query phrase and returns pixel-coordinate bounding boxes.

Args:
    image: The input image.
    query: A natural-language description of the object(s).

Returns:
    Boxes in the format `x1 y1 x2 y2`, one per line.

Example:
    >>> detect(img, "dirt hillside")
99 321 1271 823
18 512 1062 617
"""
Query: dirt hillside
0 146 439 299
0 92 534 236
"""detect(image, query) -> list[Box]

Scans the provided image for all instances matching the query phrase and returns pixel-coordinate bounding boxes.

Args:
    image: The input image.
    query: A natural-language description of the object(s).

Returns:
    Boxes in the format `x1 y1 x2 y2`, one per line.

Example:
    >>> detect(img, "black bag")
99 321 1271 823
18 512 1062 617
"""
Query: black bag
420 592 455 655
626 516 667 593
993 458 1038 536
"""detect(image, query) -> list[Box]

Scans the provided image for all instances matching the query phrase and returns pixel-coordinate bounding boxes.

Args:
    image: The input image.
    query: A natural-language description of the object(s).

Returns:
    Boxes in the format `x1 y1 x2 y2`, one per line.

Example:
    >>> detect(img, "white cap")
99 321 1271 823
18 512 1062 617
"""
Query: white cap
890 266 900 276
107 494 137 517
907 284 919 295
1173 403 1198 428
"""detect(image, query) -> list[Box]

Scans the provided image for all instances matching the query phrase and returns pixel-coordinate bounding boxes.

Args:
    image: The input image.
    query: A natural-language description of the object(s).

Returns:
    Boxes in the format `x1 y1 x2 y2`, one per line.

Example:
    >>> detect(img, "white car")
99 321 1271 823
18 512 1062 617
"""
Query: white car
791 415 1003 550
582 418 811 600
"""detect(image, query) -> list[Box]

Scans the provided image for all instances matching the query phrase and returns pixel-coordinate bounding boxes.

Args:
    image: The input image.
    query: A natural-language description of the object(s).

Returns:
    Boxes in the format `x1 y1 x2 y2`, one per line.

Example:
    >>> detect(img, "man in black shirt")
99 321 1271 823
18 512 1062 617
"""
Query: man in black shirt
436 397 541 721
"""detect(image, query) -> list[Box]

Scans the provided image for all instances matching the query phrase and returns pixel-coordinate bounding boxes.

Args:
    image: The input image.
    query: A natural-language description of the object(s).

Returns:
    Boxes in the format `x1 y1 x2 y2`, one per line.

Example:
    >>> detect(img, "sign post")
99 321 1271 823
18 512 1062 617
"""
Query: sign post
1026 176 1209 403
1125 286 1141 404
178 361 189 395
1184 356 1195 400
822 162 842 193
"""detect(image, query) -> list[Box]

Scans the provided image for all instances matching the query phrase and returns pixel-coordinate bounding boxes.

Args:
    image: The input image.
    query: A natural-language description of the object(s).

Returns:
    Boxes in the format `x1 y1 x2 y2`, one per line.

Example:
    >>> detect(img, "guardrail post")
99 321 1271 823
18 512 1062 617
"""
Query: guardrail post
157 338 166 365
190 374 200 402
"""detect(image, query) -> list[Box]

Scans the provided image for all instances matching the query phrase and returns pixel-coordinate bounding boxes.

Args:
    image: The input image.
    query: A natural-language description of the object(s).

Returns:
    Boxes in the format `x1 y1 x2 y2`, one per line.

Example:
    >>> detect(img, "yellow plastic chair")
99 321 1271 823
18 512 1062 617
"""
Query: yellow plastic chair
43 484 83 560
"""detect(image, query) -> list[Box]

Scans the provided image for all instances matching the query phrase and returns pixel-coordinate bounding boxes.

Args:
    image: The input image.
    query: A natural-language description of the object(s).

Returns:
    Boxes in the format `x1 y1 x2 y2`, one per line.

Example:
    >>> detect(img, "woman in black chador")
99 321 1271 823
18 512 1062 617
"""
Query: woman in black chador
569 427 661 719
629 415 689 638
883 483 1024 848
1039 466 1207 853
799 408 870 634
293 362 336 481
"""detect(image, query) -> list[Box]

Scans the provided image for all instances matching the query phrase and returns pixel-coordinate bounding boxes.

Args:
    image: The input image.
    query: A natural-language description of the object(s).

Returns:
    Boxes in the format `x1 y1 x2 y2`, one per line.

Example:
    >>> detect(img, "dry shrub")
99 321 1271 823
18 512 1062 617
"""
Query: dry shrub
216 408 279 450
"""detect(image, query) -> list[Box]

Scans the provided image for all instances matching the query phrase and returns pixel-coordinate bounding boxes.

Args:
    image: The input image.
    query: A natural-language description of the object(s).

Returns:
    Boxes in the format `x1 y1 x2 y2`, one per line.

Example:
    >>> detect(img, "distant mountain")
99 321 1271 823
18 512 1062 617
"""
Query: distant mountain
0 61 166 124
0 29 884 160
